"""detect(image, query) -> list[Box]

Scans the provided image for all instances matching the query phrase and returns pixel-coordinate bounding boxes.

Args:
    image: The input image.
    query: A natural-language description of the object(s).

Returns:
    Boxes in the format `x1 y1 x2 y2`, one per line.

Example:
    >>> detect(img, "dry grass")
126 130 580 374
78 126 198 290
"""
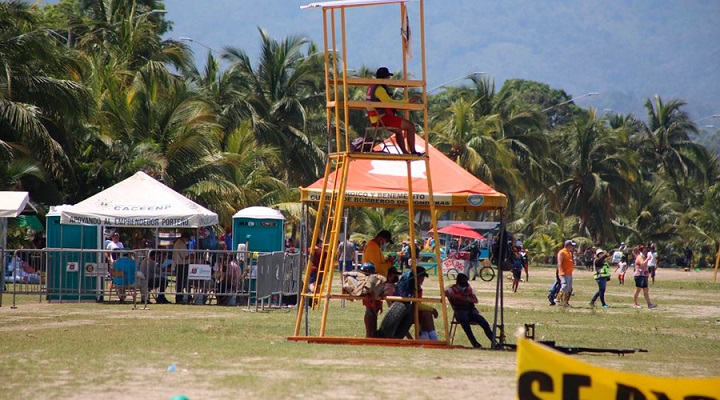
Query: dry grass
0 266 718 399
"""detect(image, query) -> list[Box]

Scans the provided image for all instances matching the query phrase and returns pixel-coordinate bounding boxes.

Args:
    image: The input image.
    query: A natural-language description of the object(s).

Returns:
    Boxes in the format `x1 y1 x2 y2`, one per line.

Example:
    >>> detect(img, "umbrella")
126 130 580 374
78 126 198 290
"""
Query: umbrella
431 223 485 240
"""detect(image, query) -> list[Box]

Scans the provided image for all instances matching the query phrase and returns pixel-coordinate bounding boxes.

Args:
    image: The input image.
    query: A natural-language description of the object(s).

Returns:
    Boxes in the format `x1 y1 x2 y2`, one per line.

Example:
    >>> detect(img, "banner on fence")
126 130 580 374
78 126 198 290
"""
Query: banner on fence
188 264 212 280
84 262 108 277
516 338 720 400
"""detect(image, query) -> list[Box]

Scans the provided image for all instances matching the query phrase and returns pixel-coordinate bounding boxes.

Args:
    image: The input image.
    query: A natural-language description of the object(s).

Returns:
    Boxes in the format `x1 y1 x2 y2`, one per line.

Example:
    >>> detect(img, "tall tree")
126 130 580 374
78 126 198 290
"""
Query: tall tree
552 109 637 241
0 1 91 203
222 29 327 187
638 96 711 203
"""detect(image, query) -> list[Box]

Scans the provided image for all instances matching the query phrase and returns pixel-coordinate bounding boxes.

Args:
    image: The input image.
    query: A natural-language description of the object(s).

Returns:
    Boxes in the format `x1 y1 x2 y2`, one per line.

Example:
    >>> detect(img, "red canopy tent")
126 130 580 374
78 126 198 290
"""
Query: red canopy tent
300 135 507 211
431 223 485 240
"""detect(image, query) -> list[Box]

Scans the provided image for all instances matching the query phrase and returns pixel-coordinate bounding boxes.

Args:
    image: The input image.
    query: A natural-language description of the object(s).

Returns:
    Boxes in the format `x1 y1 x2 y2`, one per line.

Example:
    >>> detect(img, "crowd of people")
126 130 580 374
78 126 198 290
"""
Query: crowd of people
330 229 496 348
549 240 661 309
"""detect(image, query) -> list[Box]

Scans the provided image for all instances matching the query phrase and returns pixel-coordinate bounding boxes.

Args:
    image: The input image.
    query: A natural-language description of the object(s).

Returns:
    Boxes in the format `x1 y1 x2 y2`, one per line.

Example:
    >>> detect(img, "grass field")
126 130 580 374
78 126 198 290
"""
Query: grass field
1 266 719 399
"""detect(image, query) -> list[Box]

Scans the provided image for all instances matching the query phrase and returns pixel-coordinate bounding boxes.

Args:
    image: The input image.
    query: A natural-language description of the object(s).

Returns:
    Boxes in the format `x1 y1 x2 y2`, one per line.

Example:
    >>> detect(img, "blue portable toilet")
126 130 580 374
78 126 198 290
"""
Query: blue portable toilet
232 207 285 252
46 205 101 301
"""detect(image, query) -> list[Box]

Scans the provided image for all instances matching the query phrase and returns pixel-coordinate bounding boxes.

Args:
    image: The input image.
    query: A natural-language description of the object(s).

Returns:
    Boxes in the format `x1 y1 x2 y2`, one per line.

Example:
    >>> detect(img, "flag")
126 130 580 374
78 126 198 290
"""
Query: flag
402 8 412 60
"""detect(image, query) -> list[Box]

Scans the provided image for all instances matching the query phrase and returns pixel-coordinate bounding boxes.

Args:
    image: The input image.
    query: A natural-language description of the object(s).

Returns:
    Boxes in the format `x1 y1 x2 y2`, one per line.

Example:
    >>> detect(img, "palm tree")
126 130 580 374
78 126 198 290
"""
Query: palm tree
221 29 327 187
638 96 712 203
616 177 682 246
685 184 720 281
0 1 91 201
552 109 637 241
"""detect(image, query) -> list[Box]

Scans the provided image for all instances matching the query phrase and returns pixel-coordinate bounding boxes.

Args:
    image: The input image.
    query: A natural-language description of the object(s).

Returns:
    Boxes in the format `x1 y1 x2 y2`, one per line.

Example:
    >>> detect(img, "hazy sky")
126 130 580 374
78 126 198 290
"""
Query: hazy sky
156 1 715 121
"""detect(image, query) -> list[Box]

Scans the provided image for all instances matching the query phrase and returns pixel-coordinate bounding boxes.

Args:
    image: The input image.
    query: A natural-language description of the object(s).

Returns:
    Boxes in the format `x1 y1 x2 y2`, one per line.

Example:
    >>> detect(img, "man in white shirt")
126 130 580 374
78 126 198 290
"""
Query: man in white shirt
105 232 124 263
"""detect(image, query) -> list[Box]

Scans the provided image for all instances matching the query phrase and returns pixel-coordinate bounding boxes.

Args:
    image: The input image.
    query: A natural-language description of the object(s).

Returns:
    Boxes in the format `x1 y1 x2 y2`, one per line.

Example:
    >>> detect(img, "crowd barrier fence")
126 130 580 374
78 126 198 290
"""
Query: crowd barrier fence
1 248 301 310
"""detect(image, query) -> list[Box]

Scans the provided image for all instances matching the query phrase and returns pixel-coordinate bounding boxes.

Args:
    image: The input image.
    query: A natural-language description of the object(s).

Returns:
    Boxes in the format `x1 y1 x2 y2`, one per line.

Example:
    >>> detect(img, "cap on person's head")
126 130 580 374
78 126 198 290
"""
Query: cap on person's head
456 273 469 283
375 67 393 78
416 266 429 278
595 248 606 257
378 230 394 244
564 239 576 247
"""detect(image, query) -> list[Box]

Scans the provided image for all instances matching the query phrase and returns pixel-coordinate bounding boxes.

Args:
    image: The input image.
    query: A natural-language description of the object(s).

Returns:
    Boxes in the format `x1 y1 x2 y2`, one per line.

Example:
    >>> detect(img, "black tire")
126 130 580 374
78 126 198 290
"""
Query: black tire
479 266 495 282
377 301 413 339
446 268 458 281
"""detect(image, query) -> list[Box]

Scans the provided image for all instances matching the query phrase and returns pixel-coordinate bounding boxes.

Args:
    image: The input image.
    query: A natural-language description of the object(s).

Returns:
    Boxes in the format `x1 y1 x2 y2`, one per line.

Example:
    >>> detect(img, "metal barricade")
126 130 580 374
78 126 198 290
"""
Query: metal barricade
2 247 301 310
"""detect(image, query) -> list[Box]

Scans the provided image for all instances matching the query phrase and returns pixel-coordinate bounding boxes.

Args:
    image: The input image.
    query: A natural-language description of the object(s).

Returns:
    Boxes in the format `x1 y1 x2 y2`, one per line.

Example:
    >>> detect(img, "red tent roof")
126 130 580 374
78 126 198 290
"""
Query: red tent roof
430 223 485 239
301 135 507 210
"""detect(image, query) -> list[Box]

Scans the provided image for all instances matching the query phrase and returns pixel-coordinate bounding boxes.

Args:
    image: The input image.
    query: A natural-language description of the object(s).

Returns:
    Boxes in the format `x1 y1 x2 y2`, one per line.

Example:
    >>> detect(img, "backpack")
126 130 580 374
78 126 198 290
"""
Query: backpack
395 270 415 297
351 137 373 153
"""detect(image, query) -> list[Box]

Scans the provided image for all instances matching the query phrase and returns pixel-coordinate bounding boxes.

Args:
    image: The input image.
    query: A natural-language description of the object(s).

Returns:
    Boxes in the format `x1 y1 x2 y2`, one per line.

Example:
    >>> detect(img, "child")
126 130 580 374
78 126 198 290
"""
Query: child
511 246 524 292
614 255 628 285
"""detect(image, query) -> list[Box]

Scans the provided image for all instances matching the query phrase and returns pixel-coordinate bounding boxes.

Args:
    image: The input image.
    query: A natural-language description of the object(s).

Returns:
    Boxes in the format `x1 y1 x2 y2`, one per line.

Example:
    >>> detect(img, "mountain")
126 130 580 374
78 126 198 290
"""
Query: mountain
161 0 719 124
51 0 719 125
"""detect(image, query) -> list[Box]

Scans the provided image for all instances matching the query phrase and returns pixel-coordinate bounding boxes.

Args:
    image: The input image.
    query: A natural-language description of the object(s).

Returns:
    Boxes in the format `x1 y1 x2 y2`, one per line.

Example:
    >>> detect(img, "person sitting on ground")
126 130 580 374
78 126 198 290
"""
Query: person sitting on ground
366 67 423 155
445 273 495 348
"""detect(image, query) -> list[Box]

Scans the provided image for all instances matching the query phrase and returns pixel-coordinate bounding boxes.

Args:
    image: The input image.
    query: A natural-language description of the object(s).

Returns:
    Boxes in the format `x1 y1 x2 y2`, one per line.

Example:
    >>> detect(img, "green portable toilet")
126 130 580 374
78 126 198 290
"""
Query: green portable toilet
46 205 101 301
232 206 285 252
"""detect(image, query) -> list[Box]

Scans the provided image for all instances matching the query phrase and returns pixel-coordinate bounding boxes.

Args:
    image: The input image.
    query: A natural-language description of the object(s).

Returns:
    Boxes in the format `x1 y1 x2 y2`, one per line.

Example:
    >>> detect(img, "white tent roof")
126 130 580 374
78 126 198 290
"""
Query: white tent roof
233 206 285 220
60 172 218 228
0 191 29 218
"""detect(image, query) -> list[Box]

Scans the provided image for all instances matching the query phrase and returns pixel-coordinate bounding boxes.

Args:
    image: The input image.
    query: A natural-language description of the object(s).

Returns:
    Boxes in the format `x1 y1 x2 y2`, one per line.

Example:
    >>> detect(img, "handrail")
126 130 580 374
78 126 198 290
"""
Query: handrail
330 76 424 88
327 100 424 111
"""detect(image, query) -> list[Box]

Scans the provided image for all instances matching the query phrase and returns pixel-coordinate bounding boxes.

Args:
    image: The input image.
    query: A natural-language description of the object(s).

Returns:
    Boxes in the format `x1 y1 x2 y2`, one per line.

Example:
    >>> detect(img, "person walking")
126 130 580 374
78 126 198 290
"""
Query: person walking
614 255 628 285
647 244 658 284
511 246 524 293
556 240 576 307
590 249 612 308
632 244 657 309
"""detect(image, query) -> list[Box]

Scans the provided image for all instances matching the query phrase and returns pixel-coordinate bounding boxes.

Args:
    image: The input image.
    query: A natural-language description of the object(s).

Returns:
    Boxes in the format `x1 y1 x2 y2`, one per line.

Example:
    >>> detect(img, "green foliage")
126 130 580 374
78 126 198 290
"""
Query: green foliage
0 0 717 267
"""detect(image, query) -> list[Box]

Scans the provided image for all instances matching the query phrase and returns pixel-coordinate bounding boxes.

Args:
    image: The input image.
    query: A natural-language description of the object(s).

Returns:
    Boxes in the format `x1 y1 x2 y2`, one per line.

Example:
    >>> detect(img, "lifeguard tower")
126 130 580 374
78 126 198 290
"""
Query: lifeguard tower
289 0 452 347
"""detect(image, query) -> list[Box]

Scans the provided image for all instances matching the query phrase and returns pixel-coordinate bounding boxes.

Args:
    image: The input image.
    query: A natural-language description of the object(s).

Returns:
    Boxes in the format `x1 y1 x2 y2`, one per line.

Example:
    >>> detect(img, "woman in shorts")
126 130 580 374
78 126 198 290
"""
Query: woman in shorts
632 244 657 309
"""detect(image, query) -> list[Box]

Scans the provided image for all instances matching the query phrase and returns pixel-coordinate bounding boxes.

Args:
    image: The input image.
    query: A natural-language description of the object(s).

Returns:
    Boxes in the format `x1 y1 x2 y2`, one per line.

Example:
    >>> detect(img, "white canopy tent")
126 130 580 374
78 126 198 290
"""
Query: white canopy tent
0 192 29 218
0 191 30 250
60 172 218 228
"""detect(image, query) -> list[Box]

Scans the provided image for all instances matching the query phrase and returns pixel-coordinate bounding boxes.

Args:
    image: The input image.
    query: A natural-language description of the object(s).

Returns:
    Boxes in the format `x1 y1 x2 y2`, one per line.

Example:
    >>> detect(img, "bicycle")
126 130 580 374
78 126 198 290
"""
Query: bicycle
443 260 495 282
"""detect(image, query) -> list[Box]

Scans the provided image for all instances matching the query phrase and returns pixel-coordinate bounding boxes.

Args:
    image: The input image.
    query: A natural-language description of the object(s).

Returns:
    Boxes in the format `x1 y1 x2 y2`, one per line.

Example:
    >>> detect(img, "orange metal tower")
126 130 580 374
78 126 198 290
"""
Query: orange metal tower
289 0 450 347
